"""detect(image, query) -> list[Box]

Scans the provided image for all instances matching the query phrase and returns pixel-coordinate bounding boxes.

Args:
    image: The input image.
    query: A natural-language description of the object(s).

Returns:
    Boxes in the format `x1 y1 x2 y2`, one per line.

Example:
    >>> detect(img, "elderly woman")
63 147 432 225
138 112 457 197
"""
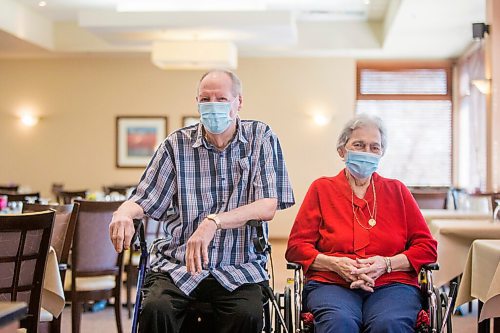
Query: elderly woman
286 115 437 332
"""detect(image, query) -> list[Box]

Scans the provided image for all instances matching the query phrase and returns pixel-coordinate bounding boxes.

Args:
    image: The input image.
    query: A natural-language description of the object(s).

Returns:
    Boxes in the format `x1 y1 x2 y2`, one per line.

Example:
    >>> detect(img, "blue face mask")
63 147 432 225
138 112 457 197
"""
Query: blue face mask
345 149 381 179
198 100 235 134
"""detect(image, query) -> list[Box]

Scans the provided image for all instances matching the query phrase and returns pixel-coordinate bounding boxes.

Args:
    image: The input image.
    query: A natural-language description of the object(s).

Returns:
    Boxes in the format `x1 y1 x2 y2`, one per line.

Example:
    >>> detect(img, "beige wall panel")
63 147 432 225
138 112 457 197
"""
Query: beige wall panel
0 56 356 238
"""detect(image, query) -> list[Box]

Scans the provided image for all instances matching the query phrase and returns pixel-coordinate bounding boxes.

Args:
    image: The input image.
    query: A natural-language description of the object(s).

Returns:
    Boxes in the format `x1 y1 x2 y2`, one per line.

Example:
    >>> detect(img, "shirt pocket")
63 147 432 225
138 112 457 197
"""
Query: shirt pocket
231 157 253 201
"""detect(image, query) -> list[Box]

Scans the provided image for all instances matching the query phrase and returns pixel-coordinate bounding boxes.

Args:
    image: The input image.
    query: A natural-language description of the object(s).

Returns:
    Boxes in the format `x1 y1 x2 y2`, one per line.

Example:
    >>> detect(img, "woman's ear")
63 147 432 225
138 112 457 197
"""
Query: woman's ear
338 147 346 160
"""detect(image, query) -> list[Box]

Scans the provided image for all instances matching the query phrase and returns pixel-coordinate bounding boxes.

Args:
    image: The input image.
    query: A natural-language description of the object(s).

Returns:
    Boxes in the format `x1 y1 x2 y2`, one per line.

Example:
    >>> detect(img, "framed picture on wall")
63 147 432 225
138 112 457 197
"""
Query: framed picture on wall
182 115 199 127
116 116 168 168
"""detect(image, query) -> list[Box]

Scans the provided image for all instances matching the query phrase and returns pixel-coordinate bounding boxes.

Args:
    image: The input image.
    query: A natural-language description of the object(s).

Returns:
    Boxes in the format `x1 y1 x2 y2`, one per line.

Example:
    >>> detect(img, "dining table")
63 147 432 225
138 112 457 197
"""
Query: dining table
421 209 492 224
455 239 500 333
428 219 500 287
0 302 26 333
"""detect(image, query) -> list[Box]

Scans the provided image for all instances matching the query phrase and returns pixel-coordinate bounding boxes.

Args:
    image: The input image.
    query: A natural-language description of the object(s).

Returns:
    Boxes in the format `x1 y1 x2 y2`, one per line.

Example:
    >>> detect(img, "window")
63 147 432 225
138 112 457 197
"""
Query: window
356 62 453 187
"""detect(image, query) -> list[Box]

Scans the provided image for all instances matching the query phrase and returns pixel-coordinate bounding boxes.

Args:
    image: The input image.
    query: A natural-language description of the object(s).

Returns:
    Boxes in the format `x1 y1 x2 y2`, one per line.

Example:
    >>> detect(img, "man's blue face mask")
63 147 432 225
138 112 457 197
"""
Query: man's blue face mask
198 99 236 134
345 149 381 179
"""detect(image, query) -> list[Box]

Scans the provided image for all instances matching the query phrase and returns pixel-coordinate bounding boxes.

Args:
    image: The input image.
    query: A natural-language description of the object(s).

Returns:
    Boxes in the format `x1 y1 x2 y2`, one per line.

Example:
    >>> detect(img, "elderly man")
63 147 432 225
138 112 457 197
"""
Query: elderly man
109 69 295 333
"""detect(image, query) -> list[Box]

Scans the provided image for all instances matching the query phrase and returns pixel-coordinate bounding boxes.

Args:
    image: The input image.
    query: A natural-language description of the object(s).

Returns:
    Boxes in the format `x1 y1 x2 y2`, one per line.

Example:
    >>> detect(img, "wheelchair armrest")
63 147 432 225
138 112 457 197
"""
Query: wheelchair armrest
287 262 302 270
422 263 439 271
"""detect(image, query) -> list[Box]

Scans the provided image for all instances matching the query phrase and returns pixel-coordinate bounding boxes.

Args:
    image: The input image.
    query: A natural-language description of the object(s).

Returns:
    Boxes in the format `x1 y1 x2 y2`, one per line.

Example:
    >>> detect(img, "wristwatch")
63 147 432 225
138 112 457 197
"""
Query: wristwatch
206 214 222 230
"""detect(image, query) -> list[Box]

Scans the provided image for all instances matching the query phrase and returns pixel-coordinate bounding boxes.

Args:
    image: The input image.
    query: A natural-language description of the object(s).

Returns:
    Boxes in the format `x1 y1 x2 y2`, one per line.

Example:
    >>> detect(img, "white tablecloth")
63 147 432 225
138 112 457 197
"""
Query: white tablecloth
428 219 500 286
41 247 65 318
421 209 492 223
455 239 500 322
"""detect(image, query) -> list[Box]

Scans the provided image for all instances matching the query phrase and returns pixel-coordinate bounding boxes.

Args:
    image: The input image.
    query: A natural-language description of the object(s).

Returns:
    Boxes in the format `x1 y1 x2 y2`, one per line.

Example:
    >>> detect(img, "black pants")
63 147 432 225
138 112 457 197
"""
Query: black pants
139 272 264 333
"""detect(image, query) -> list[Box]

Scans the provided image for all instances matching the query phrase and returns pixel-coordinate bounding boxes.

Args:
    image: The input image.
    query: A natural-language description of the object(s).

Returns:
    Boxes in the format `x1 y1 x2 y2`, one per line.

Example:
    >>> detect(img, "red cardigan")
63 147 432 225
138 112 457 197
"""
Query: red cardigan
285 170 437 288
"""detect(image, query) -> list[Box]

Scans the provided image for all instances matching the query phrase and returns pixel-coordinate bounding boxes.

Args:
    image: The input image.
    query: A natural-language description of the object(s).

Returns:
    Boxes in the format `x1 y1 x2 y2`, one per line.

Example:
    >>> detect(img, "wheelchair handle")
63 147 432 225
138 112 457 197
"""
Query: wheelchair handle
131 218 143 245
422 263 440 271
287 262 301 270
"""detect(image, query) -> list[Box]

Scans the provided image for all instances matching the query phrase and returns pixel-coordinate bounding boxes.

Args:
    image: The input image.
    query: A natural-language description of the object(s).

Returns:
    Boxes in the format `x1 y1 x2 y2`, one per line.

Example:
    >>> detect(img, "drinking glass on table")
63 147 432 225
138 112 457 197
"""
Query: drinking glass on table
0 195 7 212
493 200 500 223
7 201 23 213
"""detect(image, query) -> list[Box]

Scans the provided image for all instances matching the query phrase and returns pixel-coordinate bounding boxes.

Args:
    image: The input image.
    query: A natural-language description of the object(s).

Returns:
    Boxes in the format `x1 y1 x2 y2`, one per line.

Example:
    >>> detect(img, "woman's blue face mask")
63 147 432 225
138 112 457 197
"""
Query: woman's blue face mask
198 99 236 134
345 149 381 179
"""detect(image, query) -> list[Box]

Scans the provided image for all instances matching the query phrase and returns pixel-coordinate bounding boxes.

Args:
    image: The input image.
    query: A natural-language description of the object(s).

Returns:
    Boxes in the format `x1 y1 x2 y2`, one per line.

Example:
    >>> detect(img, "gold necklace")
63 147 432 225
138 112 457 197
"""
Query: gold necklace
350 177 377 229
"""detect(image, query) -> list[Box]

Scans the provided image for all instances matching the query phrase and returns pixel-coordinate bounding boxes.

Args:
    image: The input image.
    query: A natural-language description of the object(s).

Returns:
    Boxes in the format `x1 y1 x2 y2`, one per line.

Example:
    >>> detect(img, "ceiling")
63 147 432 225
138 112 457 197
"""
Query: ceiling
0 0 485 59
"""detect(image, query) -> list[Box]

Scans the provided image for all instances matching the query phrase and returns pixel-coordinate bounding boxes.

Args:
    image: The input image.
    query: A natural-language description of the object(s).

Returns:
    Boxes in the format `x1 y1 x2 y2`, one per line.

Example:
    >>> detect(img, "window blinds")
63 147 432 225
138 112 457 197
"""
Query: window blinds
356 64 452 187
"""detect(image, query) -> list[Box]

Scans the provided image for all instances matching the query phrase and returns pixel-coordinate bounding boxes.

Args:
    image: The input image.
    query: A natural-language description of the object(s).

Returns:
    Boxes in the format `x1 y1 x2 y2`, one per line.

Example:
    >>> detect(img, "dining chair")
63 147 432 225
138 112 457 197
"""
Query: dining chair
0 210 56 333
57 190 87 204
409 187 449 209
0 192 41 203
51 184 64 203
22 203 80 333
103 185 134 196
64 199 124 333
0 184 19 192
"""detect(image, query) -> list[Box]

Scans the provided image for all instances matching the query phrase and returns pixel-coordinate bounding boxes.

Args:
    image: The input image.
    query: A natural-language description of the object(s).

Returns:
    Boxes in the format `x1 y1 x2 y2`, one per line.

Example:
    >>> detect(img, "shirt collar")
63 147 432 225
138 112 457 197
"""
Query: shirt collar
192 117 248 149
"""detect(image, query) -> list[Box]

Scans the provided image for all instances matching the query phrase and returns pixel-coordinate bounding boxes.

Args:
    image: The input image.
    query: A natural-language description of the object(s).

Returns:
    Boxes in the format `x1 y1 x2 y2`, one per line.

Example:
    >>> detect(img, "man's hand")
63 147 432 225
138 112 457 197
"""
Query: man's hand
350 256 387 281
185 219 217 275
109 213 135 253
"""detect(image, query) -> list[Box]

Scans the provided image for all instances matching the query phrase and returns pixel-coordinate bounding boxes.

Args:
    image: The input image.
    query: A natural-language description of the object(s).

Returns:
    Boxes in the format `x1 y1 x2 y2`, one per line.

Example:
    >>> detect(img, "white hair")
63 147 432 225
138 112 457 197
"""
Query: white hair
336 114 387 154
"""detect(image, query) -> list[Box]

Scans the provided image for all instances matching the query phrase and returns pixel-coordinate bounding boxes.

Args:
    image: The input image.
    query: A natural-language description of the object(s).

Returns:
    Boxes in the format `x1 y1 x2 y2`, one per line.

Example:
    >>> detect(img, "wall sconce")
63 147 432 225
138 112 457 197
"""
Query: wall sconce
313 114 329 126
471 79 491 94
20 114 39 126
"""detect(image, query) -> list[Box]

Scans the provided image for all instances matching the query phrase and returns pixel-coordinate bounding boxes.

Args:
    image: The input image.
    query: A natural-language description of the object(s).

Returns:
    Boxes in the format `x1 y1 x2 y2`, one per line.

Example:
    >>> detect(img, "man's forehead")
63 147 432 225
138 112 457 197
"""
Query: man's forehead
199 77 233 97
200 72 231 85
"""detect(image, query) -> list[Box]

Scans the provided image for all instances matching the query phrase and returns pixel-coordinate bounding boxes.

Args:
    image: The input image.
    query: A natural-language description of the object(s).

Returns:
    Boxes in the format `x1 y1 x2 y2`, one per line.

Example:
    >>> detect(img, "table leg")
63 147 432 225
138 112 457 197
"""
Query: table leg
493 318 500 333
478 301 490 333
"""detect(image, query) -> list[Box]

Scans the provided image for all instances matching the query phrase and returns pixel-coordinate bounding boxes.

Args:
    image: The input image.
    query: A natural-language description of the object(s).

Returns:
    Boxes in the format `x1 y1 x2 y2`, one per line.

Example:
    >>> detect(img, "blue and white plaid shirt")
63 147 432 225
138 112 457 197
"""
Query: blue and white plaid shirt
129 118 295 295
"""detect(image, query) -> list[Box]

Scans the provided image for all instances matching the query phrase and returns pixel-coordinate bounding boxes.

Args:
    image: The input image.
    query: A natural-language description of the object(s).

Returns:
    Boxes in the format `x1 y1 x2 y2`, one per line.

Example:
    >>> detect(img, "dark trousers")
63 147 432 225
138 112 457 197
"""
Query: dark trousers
139 272 264 333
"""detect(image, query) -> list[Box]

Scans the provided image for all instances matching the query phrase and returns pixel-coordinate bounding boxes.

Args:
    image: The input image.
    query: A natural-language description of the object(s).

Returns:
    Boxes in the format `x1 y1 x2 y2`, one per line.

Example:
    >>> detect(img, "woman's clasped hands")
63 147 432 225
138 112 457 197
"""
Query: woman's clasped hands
332 256 375 292
348 255 388 292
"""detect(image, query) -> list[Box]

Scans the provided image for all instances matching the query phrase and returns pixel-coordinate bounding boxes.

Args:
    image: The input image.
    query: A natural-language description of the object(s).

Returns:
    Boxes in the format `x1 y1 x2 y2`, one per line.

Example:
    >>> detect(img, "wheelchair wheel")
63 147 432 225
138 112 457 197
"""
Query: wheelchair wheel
440 291 452 333
433 286 443 332
283 287 293 332
274 287 293 333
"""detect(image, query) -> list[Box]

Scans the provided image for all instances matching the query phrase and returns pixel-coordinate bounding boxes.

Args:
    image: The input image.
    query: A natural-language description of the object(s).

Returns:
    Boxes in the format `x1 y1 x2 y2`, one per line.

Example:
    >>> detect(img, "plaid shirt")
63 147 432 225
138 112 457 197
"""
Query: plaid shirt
130 118 295 295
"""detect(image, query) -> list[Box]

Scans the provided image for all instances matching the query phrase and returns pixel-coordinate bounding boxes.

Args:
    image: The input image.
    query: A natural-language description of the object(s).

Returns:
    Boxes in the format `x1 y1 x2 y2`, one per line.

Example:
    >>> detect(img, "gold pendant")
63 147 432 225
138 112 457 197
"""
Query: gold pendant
368 219 376 227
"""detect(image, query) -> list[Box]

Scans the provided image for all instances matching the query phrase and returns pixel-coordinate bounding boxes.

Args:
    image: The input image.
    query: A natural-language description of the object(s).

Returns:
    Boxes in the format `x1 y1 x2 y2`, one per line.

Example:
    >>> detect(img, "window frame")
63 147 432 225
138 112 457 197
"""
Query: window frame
356 60 454 187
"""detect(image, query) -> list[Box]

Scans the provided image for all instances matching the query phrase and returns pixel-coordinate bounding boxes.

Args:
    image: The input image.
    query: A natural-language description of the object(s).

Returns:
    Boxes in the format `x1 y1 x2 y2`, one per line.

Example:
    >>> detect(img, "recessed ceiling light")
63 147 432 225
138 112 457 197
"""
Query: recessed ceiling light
38 1 47 7
364 0 370 4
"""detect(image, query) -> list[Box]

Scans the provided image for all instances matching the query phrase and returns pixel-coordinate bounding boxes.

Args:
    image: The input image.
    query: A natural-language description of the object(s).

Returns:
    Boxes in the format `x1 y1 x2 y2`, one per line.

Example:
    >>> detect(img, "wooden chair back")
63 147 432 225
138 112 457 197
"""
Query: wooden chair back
409 187 449 209
0 192 41 203
71 200 124 275
0 184 19 192
103 185 133 196
58 190 87 204
22 203 79 265
0 211 55 333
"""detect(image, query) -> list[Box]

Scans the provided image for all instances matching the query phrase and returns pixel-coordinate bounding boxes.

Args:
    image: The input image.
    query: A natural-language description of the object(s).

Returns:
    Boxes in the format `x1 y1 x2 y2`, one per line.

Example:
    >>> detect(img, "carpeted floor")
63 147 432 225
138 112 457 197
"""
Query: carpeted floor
59 301 481 332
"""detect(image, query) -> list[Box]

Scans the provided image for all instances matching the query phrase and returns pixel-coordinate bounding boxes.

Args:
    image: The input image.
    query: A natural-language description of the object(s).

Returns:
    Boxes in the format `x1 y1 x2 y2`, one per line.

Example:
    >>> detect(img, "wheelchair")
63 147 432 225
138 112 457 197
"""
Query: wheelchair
273 262 457 333
130 219 292 333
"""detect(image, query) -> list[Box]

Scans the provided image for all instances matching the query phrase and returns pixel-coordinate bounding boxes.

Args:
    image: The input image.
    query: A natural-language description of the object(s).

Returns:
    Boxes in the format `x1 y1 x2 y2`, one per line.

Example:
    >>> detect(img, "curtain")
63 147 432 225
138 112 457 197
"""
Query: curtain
456 42 487 192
